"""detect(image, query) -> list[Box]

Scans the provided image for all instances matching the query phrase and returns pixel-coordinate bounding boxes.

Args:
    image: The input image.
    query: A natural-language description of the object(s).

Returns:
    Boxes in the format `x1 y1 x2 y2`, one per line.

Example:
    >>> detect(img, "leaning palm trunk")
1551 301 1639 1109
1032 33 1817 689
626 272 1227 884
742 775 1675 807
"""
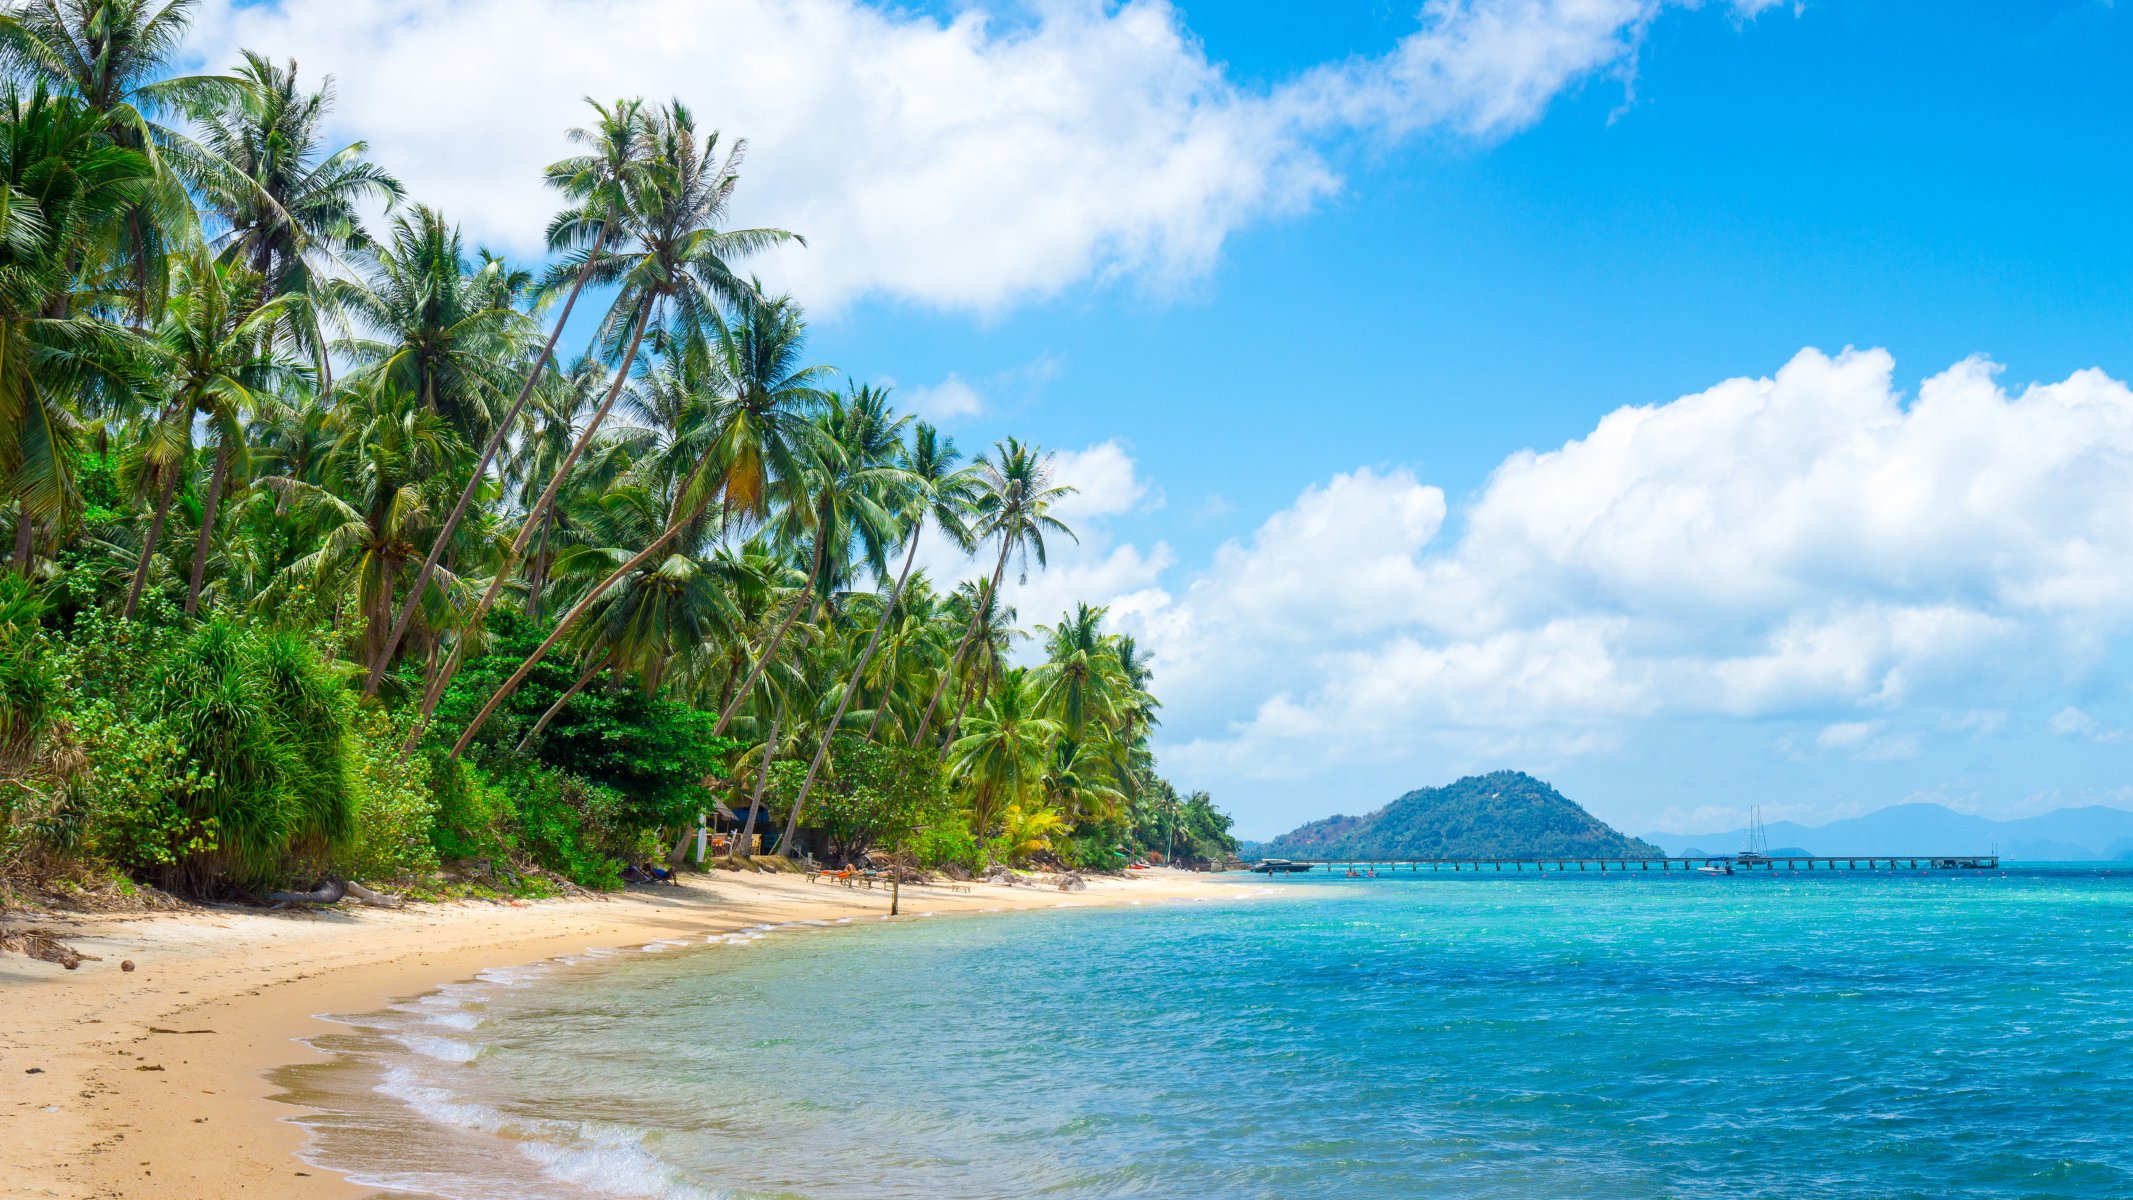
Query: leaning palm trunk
365 227 615 696
122 468 182 620
401 303 656 754
449 437 718 758
780 528 926 844
708 532 831 739
913 545 1010 746
515 658 604 753
184 443 233 615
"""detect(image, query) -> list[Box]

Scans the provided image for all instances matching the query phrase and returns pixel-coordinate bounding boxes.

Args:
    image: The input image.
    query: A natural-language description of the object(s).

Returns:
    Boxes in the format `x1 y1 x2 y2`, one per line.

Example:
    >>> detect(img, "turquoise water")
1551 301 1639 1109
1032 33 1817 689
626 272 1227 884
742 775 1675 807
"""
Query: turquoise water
283 868 2133 1199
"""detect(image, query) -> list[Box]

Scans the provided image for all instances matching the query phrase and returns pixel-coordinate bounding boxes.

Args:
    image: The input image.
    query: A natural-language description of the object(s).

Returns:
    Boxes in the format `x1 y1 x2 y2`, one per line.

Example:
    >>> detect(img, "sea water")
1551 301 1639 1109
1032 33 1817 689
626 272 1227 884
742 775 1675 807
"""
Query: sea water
276 868 2133 1199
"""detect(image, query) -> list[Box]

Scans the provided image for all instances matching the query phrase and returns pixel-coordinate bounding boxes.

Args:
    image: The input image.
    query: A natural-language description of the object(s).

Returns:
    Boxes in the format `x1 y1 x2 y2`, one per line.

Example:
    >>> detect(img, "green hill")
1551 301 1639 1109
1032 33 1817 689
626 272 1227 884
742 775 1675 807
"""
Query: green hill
1256 771 1661 860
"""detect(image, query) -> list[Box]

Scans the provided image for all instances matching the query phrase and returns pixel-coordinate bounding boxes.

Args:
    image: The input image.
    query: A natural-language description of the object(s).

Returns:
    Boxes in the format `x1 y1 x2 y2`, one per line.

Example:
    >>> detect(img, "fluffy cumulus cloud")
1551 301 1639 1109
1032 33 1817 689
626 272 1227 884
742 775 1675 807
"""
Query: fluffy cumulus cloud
1095 349 2133 794
187 0 1782 314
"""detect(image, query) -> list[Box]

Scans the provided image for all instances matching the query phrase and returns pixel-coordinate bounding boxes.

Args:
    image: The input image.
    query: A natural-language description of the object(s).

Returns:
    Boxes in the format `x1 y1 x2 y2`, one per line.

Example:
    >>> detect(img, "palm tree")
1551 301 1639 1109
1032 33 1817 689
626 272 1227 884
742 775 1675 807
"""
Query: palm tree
262 389 462 667
914 437 1076 746
419 102 800 737
447 293 829 759
194 50 400 365
323 205 529 442
944 667 1059 854
123 249 298 618
0 0 238 319
0 83 150 573
783 406 975 830
365 97 646 696
1035 603 1124 744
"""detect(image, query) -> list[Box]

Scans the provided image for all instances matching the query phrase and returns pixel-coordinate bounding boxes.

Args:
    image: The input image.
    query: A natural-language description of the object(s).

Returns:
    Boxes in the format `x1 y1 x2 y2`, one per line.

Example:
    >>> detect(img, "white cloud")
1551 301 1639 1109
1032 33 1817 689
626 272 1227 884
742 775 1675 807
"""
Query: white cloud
1087 349 2133 795
903 373 985 422
189 0 1784 314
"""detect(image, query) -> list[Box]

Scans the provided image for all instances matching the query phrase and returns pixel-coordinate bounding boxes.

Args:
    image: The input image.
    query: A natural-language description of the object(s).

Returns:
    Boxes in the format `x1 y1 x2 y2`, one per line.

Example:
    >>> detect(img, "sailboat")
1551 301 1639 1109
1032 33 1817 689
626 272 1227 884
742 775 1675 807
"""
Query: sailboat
1737 806 1773 866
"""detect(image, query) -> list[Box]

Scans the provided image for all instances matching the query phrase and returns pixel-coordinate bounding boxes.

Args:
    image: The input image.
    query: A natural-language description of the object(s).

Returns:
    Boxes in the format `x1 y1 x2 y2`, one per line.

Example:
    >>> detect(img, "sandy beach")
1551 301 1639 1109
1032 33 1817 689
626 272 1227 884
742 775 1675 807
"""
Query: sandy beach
1 869 1256 1200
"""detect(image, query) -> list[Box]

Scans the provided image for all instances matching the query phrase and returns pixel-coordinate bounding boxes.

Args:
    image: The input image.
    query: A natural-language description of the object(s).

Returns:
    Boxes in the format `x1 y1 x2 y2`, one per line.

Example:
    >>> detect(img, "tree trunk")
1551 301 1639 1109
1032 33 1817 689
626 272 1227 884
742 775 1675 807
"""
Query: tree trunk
364 226 615 696
729 702 781 865
781 528 925 843
708 531 830 739
184 442 233 615
367 552 397 672
449 442 716 759
12 510 32 575
122 467 181 621
399 302 657 753
913 544 1010 745
515 659 603 754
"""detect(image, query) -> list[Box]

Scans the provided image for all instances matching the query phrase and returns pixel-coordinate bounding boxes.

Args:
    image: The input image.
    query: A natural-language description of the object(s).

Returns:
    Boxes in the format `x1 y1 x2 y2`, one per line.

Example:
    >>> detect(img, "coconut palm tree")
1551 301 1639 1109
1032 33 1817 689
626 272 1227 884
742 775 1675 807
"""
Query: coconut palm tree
365 97 647 696
323 205 529 443
945 667 1059 852
0 0 238 319
123 249 300 618
447 293 830 758
782 406 975 831
0 83 151 573
416 103 800 735
1034 603 1124 744
262 389 463 668
914 437 1076 746
194 50 400 332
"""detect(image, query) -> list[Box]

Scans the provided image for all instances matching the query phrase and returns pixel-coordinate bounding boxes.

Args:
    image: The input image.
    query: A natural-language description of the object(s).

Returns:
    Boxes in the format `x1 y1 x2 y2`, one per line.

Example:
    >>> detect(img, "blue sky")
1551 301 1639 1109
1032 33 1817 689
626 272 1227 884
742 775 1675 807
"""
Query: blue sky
194 0 2133 838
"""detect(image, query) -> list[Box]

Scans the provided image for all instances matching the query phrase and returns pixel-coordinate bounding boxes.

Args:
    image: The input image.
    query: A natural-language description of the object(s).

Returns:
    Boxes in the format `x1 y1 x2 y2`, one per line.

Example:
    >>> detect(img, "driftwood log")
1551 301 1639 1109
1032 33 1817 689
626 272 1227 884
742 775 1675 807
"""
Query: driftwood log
0 927 103 970
266 877 404 908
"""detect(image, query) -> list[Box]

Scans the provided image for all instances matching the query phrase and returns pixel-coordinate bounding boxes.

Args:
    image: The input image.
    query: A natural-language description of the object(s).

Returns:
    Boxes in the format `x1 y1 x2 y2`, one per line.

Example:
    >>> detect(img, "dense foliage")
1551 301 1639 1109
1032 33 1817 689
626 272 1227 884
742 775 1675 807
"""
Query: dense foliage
1255 771 1659 861
0 1 1228 900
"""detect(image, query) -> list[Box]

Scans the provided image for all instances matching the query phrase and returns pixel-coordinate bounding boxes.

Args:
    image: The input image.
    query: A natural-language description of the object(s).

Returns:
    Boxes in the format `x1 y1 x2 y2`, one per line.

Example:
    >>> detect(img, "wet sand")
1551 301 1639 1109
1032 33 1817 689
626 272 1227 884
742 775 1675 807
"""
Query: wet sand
1 868 1253 1199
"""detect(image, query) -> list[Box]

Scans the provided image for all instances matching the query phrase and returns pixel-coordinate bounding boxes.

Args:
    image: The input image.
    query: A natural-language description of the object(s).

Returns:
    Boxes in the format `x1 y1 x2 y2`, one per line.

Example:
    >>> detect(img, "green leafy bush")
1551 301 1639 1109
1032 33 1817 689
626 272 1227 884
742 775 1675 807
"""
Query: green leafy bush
339 709 441 882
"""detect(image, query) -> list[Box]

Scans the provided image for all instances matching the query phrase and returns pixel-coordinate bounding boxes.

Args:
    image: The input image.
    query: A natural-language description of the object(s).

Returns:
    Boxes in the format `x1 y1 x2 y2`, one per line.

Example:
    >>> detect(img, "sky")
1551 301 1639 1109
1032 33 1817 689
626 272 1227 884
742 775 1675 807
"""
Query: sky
188 0 2133 839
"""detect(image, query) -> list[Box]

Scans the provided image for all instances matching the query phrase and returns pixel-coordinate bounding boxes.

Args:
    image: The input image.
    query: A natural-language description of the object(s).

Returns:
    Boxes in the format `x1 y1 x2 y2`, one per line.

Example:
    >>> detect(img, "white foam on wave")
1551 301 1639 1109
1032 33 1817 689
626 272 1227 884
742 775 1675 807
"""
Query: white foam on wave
515 1122 720 1200
390 1033 484 1064
475 964 552 988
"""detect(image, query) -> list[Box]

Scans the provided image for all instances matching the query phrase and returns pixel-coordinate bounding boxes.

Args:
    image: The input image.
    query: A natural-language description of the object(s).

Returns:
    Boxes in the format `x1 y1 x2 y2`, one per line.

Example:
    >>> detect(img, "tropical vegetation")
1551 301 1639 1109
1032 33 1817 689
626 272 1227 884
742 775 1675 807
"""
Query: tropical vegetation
0 0 1233 901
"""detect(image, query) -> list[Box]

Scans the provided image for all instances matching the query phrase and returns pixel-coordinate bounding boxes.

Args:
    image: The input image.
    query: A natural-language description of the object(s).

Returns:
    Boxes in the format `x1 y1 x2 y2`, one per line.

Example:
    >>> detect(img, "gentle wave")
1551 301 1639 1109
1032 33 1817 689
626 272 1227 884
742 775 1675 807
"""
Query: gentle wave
279 871 2133 1199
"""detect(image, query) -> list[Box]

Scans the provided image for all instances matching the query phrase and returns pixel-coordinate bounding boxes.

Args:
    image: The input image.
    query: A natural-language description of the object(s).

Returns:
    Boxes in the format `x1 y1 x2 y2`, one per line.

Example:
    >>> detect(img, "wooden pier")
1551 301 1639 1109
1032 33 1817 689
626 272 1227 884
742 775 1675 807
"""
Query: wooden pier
1258 854 1999 874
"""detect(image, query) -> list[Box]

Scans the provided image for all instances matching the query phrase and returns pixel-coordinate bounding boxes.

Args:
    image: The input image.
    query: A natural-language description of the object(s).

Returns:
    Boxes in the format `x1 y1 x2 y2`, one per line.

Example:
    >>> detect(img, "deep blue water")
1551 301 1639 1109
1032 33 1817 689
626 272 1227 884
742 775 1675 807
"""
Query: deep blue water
282 867 2133 1199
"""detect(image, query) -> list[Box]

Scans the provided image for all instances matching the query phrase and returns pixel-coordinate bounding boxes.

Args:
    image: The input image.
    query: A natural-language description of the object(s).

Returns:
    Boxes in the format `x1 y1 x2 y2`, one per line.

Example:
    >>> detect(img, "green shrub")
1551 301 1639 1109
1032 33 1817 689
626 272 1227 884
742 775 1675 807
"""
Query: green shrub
914 821 983 873
339 709 441 882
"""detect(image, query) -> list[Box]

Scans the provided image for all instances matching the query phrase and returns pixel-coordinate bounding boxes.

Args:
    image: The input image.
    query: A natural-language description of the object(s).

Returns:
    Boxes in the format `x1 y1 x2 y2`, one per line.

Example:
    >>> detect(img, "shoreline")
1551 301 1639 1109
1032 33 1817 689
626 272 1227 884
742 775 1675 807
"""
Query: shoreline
1 869 1261 1200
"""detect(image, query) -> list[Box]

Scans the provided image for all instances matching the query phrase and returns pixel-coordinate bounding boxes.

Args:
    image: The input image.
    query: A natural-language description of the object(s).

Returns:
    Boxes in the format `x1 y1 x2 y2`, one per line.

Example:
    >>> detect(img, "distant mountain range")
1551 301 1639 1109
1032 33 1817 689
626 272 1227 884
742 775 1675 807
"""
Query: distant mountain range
1250 771 1661 860
1643 803 2133 861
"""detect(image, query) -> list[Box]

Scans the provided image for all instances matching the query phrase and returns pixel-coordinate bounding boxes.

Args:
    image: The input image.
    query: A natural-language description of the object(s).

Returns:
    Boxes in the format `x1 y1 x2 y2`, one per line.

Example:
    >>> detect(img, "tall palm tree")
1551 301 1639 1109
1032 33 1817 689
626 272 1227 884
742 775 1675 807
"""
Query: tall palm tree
1035 603 1124 744
783 407 976 829
0 83 150 573
942 667 1058 855
262 389 462 667
123 249 297 618
416 101 799 734
323 205 529 442
447 293 828 758
914 437 1076 746
195 50 400 365
0 0 237 320
174 252 305 614
366 97 647 696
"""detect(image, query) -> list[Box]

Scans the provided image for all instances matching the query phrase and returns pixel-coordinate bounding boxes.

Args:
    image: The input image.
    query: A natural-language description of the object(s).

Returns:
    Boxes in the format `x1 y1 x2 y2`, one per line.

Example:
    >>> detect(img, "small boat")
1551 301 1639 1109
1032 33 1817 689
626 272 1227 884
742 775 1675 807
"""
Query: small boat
1249 859 1314 874
1696 863 1734 876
